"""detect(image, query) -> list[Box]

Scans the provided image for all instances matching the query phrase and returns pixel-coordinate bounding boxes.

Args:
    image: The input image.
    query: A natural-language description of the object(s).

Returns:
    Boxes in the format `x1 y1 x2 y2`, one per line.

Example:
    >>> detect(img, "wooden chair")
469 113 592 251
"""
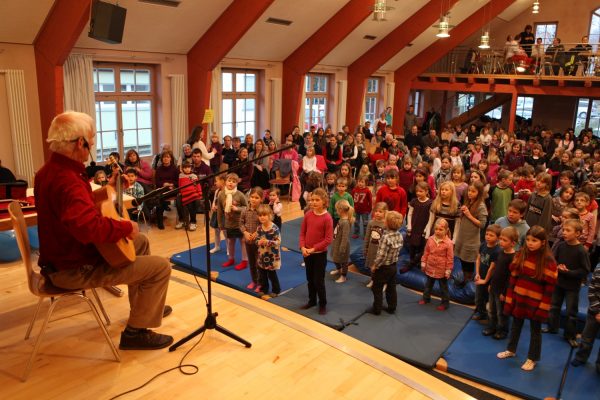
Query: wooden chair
7 201 120 381
269 170 293 203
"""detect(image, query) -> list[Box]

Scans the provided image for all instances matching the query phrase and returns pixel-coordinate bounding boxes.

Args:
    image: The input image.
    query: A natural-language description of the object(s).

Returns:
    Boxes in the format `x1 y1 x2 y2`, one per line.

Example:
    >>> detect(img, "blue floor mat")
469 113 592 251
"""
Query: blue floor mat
270 273 372 330
343 285 472 368
281 217 364 261
171 242 311 296
562 340 600 400
442 319 573 400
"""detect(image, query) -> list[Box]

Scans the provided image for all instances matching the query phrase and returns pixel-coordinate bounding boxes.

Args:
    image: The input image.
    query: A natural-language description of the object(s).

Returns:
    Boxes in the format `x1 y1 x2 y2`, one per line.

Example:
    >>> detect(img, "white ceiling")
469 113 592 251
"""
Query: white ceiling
0 0 531 70
227 0 348 61
0 0 55 44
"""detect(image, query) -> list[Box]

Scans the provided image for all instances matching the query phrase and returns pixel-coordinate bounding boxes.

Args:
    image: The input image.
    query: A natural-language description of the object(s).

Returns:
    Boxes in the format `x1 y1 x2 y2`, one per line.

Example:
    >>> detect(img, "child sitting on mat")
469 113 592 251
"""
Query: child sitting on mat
497 226 557 371
255 204 281 299
217 173 248 270
368 211 403 315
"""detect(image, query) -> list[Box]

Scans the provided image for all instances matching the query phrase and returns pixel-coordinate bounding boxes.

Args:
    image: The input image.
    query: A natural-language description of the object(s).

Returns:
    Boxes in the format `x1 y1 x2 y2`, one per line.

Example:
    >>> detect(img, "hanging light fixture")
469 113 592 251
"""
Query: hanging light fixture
435 14 454 38
372 0 394 22
479 31 491 49
532 1 540 14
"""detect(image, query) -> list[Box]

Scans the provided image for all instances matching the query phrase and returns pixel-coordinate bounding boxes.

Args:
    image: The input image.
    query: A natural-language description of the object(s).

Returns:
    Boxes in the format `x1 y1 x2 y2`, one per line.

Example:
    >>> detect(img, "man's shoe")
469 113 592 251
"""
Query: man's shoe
318 306 327 315
119 329 174 350
163 305 173 318
299 303 316 310
482 328 496 336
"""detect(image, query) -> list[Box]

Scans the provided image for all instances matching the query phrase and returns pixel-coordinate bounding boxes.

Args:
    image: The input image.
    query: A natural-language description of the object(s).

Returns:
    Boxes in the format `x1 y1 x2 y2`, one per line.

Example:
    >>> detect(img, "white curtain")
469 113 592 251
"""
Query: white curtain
169 74 187 154
386 81 395 111
209 66 222 138
297 77 307 137
270 78 282 140
63 53 96 158
336 80 347 132
2 70 35 184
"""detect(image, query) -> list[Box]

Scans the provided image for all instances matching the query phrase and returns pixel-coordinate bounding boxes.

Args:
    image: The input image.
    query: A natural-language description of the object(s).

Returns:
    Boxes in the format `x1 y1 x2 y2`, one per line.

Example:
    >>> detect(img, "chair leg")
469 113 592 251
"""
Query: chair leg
22 297 61 381
80 295 120 363
25 297 44 340
91 288 111 326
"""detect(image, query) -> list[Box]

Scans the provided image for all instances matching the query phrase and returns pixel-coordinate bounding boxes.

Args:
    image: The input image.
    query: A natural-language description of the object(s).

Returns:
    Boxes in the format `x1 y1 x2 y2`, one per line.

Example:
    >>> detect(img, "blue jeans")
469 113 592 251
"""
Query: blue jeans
548 286 580 339
488 292 509 334
354 213 370 235
574 312 600 367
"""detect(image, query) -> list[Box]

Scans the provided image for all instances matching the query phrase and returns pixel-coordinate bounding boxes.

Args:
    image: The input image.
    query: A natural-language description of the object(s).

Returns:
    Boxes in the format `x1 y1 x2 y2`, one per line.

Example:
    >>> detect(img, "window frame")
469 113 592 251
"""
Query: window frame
534 21 558 48
589 9 600 49
364 77 382 124
221 69 259 139
93 62 157 161
515 96 534 120
304 73 331 131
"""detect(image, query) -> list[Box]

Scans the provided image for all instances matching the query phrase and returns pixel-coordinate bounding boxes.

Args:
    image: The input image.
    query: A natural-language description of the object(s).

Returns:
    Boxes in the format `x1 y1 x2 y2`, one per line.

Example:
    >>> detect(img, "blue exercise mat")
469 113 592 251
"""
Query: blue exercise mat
351 245 475 304
561 340 600 400
270 272 372 330
442 319 573 400
343 285 472 368
171 242 310 296
281 217 364 261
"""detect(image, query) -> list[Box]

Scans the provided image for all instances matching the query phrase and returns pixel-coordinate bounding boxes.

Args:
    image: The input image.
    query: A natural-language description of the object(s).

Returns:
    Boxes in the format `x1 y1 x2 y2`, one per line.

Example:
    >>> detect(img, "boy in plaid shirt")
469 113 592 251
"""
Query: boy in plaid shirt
368 211 403 315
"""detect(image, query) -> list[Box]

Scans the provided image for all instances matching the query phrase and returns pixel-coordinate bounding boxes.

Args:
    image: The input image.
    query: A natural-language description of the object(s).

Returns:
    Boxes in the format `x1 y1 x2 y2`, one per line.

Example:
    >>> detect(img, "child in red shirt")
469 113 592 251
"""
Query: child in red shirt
352 175 373 239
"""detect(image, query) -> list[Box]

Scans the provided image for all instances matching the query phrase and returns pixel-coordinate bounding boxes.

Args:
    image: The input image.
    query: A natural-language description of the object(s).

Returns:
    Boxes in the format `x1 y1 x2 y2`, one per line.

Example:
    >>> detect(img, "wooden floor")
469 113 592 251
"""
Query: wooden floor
0 202 520 400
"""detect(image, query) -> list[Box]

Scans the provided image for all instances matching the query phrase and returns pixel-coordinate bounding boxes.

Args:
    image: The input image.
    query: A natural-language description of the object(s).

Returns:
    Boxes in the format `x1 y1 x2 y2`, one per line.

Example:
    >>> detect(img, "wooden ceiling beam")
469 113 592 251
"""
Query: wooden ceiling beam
33 0 91 159
281 0 373 137
187 0 275 130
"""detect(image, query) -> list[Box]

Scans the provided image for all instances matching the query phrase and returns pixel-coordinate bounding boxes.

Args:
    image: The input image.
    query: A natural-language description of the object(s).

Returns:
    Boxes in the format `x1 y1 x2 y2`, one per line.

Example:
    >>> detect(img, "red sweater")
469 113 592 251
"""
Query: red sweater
352 186 373 215
504 253 557 322
398 168 414 194
299 210 333 253
35 152 132 271
179 174 202 206
375 184 408 217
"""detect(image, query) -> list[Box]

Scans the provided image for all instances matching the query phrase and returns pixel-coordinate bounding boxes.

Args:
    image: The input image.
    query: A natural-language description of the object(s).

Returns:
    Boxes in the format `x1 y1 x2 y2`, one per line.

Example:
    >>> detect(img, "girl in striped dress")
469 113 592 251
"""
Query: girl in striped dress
497 226 557 371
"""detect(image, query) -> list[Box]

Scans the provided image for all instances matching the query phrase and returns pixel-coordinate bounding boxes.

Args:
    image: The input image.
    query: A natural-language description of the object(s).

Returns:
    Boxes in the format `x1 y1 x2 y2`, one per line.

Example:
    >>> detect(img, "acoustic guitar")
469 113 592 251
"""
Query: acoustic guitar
94 157 136 268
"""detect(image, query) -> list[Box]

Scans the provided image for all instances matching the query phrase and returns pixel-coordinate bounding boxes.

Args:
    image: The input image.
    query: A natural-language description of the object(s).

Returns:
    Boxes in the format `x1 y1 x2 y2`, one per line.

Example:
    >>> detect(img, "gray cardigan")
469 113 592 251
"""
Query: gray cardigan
331 218 351 264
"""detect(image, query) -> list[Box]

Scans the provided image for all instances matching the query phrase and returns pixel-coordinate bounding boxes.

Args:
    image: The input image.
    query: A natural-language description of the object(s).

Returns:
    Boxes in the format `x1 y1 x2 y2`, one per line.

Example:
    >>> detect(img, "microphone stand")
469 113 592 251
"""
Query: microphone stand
144 144 295 351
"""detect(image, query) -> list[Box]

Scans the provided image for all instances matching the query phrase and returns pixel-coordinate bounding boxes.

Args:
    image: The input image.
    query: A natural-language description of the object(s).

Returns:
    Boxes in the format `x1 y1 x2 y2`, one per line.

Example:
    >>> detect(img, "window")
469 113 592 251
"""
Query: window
574 98 600 135
93 64 155 161
364 77 380 123
516 96 534 120
409 90 422 116
456 93 476 115
304 73 329 130
590 9 600 49
534 22 558 48
484 94 503 120
221 70 257 138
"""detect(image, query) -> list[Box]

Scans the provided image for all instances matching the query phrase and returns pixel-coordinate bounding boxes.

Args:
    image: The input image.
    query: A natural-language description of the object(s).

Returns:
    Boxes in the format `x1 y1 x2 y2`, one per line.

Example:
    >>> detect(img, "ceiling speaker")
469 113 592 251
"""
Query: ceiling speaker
88 0 127 44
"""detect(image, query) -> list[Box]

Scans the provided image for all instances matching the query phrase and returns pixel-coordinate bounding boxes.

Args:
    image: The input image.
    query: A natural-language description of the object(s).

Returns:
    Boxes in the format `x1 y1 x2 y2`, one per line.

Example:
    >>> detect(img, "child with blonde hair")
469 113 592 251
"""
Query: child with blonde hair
420 218 454 310
256 204 282 298
218 173 248 269
368 211 403 315
330 199 354 283
425 181 460 240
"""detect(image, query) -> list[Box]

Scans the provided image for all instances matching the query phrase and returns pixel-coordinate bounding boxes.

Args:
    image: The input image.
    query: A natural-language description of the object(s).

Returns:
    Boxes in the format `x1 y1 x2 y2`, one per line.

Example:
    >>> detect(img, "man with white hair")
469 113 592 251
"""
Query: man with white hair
35 111 173 350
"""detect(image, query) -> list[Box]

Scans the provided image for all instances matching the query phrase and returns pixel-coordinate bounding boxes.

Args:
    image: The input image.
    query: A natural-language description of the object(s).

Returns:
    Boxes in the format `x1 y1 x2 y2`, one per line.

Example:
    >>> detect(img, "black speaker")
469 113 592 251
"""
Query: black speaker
88 0 127 44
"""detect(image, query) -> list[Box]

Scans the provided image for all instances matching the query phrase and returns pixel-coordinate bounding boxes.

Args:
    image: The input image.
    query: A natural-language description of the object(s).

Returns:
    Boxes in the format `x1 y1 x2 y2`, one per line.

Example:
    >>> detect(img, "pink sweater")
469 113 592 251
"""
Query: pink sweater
299 210 333 253
422 236 454 279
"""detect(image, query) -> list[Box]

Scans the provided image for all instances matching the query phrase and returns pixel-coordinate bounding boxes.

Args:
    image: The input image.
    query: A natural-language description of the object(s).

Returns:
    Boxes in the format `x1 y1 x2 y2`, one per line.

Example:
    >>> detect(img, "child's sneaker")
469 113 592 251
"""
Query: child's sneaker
175 222 185 229
436 304 449 311
209 246 221 254
330 269 340 276
222 259 235 267
335 276 347 283
351 234 359 239
497 350 516 359
253 285 262 293
300 262 305 267
235 260 248 270
521 359 536 371
246 282 256 290
366 280 373 288
418 299 429 305
188 223 197 231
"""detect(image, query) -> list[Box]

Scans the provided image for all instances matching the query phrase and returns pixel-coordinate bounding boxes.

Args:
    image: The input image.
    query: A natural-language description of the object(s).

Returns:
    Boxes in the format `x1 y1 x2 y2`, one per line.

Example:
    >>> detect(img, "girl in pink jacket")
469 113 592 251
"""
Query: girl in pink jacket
420 218 454 310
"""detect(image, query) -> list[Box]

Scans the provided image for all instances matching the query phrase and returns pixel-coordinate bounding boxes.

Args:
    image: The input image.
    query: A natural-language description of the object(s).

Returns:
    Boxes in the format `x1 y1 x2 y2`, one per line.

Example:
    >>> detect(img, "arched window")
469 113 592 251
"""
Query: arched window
589 8 600 48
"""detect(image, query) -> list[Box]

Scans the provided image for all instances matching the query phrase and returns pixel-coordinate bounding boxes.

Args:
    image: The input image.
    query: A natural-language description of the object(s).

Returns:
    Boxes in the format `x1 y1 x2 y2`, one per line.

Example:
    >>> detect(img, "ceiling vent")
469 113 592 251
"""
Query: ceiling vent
139 0 182 7
363 35 377 40
266 17 293 26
